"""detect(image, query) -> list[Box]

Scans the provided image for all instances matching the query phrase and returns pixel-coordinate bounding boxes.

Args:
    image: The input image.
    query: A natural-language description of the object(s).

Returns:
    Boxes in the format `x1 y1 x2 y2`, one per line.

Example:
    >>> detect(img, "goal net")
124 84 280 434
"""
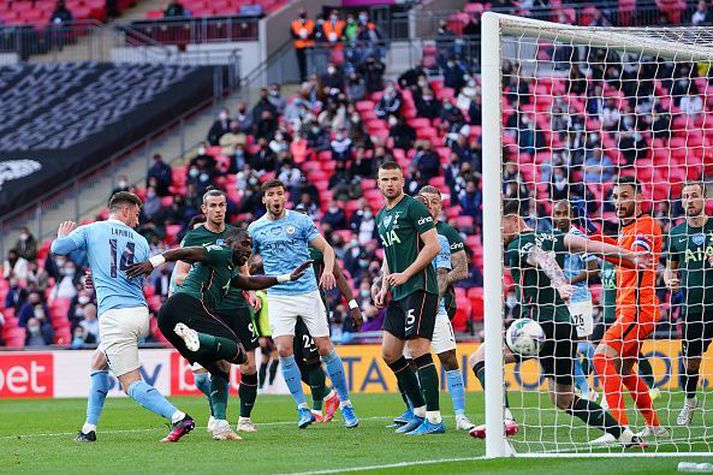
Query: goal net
481 12 713 457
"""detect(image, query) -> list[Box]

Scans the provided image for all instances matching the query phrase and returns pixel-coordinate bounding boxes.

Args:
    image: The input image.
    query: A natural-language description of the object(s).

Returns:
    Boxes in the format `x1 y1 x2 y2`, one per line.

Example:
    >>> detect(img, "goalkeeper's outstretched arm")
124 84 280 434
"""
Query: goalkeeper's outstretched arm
564 234 650 268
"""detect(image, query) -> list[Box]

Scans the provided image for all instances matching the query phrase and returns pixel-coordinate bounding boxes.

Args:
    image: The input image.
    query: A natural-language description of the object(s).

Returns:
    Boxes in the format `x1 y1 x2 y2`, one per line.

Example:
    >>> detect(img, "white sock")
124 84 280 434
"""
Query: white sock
298 402 309 410
687 396 698 403
426 410 442 424
339 400 351 409
171 410 186 424
238 416 251 422
413 405 426 418
81 422 96 434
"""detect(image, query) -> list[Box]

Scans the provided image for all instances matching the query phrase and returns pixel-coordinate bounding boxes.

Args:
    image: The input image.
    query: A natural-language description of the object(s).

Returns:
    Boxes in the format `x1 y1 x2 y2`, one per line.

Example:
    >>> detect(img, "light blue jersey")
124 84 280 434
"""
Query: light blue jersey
564 227 596 303
434 234 452 313
248 210 320 296
51 219 150 315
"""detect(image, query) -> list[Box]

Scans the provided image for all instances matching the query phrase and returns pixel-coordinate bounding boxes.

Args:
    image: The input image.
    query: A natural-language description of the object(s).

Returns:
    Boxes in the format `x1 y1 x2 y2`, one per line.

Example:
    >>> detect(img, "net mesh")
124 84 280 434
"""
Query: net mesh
495 19 713 455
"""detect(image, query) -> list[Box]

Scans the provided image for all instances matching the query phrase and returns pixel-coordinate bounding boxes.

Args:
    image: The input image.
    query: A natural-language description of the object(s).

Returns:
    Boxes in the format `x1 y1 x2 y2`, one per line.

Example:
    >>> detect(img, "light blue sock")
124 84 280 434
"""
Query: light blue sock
573 358 591 395
280 356 307 407
579 341 595 372
322 349 350 404
193 372 213 416
446 369 466 417
86 370 110 426
127 380 179 421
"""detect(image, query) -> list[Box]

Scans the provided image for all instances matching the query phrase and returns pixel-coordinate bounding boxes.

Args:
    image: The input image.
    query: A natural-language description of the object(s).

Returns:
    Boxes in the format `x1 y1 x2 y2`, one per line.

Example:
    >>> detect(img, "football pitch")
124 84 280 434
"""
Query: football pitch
1 392 710 474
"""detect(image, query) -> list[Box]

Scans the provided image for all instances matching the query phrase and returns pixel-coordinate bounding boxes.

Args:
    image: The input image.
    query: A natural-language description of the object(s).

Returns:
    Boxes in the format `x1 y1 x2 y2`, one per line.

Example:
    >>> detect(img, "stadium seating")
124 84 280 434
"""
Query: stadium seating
143 0 286 20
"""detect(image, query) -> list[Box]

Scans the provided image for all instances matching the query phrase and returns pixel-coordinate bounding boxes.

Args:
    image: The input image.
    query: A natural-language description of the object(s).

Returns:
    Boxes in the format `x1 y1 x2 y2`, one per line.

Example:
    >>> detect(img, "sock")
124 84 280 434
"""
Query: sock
446 369 466 417
193 372 213 416
680 364 700 400
195 332 243 363
474 360 511 409
280 355 308 407
127 380 180 421
322 349 350 405
269 359 279 385
566 396 623 439
578 341 596 375
306 361 330 411
238 372 258 418
258 361 268 388
573 358 592 395
414 354 440 419
622 372 660 427
210 373 229 420
638 356 656 389
84 370 110 431
593 352 628 426
388 356 425 412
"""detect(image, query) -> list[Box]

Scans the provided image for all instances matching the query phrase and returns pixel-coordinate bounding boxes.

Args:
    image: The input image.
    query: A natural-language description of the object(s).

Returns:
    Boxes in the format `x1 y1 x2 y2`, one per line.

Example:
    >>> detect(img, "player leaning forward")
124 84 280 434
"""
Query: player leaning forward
248 179 358 429
665 182 713 426
471 201 648 447
372 162 445 435
127 226 312 439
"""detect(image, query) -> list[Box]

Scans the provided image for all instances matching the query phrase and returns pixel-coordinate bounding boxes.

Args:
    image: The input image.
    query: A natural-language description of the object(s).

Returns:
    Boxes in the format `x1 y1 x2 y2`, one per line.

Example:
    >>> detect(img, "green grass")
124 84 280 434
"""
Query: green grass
0 392 710 474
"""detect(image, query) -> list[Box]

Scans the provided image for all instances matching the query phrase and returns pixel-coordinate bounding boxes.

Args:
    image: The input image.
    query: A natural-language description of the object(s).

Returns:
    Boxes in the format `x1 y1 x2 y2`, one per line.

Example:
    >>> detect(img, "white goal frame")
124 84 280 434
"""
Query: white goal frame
480 11 713 459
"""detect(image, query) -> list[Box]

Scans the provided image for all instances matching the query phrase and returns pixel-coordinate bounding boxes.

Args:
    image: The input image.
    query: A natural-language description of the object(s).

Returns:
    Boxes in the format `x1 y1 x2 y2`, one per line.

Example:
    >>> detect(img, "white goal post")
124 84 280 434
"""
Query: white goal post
481 12 713 458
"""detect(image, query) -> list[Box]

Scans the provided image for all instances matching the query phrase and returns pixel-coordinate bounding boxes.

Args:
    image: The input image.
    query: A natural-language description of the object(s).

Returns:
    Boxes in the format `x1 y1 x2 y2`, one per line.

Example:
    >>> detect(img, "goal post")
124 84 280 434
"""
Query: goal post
481 11 713 458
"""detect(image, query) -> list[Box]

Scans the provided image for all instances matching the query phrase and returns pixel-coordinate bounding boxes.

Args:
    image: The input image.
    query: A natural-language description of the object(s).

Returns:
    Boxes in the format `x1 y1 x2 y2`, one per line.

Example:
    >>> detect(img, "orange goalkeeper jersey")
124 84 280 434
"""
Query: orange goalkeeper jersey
615 214 662 322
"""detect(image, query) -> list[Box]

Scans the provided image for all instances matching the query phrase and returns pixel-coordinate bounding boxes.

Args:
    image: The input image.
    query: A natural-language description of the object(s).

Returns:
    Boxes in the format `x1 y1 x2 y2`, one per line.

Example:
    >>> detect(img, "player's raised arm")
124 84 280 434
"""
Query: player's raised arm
310 234 336 291
525 245 574 302
125 246 210 278
231 260 313 290
386 227 440 287
51 221 85 255
563 233 651 269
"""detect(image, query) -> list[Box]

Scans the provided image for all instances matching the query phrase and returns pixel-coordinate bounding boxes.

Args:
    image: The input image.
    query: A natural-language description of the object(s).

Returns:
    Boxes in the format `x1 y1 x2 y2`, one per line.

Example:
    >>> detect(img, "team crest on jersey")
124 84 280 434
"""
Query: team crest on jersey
286 225 296 235
382 215 392 229
216 239 225 245
693 233 706 246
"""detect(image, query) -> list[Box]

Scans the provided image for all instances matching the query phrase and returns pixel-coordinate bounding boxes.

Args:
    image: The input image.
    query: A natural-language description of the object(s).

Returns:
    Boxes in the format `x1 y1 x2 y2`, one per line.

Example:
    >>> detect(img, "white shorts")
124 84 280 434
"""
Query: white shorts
403 308 456 358
268 290 330 339
569 300 594 338
99 306 149 377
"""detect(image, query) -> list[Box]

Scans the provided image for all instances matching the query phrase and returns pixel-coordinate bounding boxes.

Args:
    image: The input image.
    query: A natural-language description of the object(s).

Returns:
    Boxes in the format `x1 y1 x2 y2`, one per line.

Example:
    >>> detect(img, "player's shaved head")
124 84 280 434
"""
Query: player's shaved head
682 181 707 220
201 188 227 231
419 186 442 219
202 189 226 205
553 200 572 232
419 185 441 197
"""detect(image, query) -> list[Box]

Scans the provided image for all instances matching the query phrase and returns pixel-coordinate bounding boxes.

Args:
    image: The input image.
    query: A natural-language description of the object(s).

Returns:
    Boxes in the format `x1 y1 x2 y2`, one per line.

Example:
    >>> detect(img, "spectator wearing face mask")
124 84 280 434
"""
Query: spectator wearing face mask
456 77 479 110
25 316 55 347
330 128 353 162
321 62 344 92
306 121 330 151
15 227 37 262
79 303 100 344
71 326 87 349
415 88 441 119
233 101 254 133
51 261 80 300
146 153 172 196
4 249 29 281
412 140 440 181
358 56 385 93
68 289 94 329
142 186 164 221
345 71 366 101
252 88 278 124
5 278 28 313
323 9 345 49
322 200 348 230
112 174 130 195
266 83 287 115
18 291 50 328
443 57 466 92
208 108 231 146
374 83 402 119
219 120 247 158
388 115 416 150
251 138 278 173
291 9 315 81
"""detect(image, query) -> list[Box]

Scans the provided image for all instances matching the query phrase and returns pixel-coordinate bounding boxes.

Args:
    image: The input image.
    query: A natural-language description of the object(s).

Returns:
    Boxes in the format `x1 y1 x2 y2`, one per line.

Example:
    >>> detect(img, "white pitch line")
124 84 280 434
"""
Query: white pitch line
279 457 489 475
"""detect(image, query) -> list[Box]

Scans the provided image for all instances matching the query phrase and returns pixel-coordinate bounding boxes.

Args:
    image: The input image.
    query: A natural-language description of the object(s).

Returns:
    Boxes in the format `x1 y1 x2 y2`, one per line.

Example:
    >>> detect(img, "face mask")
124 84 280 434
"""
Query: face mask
199 173 209 182
447 61 455 68
388 117 398 126
468 80 476 87
20 233 28 240
423 95 433 101
359 14 368 22
327 66 336 75
363 211 372 219
444 103 453 110
78 295 90 305
270 90 279 97
29 325 40 335
350 239 358 247
417 79 427 88
360 289 370 297
64 267 76 277
147 190 156 199
312 127 320 133
118 180 128 188
219 112 228 120
198 147 206 155
351 114 360 122
34 308 45 319
56 257 66 266
336 134 344 140
189 168 199 178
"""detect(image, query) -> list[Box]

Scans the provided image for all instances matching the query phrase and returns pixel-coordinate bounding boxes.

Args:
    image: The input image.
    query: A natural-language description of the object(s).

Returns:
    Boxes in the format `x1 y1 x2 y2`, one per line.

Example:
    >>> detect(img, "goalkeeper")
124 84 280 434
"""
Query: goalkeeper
469 202 647 449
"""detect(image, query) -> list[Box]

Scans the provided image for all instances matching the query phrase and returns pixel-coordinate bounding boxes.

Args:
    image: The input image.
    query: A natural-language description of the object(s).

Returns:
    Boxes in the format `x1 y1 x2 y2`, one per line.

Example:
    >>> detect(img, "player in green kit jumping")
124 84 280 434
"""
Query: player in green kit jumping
172 190 263 434
665 182 713 425
127 227 311 440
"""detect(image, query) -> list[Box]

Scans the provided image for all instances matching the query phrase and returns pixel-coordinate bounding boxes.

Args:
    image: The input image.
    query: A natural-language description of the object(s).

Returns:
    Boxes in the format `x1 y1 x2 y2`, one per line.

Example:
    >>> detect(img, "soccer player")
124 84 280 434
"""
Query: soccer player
469 201 647 447
372 162 444 435
664 182 713 425
51 192 195 443
417 186 475 431
553 200 599 401
248 179 358 429
591 176 666 442
293 203 364 423
172 190 262 433
126 227 311 440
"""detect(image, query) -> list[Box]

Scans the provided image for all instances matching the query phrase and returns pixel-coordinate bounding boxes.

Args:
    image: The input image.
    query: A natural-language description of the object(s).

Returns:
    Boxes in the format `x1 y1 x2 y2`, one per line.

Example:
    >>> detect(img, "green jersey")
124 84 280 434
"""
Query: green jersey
309 245 329 307
181 224 248 312
667 219 713 315
435 221 464 319
376 195 438 301
600 260 617 323
178 243 237 310
505 230 571 323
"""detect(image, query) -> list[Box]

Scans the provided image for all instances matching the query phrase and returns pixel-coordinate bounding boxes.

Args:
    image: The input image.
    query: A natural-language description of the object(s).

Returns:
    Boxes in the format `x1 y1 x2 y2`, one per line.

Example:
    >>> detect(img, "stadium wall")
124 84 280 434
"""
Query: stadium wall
0 341 707 399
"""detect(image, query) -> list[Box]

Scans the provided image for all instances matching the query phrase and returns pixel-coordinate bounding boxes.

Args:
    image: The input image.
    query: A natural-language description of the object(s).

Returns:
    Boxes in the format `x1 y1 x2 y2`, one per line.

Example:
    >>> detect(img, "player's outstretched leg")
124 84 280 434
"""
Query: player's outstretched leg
319 343 359 428
438 350 474 431
76 369 110 442
174 323 247 364
204 365 241 441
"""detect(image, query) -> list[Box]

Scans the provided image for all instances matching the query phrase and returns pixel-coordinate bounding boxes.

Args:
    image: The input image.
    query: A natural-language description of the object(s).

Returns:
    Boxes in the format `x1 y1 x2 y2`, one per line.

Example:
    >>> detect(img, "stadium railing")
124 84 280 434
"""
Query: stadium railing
122 14 261 47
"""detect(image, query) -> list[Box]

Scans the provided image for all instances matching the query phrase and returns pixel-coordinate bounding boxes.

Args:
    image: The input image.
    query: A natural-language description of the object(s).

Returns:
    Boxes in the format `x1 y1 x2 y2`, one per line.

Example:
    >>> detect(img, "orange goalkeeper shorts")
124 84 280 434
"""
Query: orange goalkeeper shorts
600 313 657 357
